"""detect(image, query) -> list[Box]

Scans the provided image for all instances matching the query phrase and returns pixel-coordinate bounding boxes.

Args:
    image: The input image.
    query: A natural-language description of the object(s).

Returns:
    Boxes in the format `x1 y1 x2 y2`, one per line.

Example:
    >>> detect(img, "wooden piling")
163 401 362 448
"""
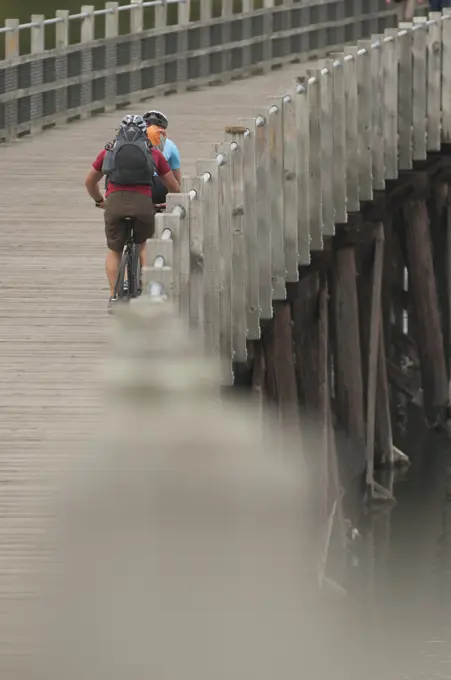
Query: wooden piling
260 302 298 424
403 183 449 423
330 240 366 487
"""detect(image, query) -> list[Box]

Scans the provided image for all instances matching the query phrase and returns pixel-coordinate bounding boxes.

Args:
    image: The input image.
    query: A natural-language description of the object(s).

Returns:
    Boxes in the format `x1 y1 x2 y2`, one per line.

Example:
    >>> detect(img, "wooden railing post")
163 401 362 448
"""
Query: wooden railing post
4 19 19 142
212 143 233 382
80 6 95 120
441 10 451 144
196 159 220 358
238 117 261 339
181 176 204 330
105 2 119 113
329 59 347 224
307 70 324 248
412 17 428 161
30 15 45 135
267 97 287 299
356 41 373 203
398 24 413 170
343 48 359 212
319 60 335 236
281 94 300 281
382 30 398 180
254 111 272 320
295 78 311 262
427 12 442 152
226 134 248 363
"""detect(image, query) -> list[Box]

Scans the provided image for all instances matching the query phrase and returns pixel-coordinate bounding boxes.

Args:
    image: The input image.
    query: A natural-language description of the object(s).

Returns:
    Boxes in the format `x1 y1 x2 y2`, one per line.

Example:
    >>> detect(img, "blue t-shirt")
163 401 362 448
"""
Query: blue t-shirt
163 138 181 171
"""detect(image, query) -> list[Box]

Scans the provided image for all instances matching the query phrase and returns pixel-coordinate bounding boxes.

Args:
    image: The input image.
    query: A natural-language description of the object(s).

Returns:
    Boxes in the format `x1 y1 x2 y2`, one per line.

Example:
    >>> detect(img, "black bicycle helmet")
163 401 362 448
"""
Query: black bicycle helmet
143 109 168 129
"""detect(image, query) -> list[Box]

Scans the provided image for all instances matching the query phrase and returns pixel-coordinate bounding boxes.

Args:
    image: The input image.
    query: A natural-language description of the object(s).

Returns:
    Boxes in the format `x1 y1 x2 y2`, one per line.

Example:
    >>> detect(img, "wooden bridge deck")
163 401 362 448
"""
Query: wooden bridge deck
0 61 309 653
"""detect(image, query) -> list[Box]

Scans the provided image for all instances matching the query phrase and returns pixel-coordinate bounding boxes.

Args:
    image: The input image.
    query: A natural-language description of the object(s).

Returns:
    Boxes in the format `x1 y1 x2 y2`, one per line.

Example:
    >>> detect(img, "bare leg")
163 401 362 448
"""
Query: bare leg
106 249 122 297
139 242 147 269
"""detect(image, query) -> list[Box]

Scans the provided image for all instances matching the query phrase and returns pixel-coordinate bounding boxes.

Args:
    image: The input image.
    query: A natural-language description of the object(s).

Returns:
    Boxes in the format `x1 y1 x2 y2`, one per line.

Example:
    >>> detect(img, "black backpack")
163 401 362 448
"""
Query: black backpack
102 124 155 185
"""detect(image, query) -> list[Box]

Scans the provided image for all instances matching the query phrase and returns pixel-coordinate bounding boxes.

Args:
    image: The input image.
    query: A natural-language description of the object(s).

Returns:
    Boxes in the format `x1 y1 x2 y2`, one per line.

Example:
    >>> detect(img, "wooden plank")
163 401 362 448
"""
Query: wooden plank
238 117 260 339
268 97 287 299
295 78 311 263
330 57 347 224
356 41 373 202
281 94 299 281
443 10 451 144
383 29 399 180
343 47 359 212
319 60 335 236
254 111 272 319
227 134 247 363
397 24 413 170
197 159 220 357
412 17 428 161
427 13 442 152
307 71 323 248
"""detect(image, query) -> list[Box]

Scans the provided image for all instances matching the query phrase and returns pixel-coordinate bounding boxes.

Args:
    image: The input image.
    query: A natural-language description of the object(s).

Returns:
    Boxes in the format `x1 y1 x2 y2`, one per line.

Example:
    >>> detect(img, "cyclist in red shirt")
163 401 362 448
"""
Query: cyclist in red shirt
84 114 179 306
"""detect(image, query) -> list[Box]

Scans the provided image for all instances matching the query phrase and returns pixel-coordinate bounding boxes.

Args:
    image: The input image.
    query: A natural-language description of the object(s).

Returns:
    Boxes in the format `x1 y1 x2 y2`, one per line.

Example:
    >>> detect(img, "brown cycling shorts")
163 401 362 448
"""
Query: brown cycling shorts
104 190 155 253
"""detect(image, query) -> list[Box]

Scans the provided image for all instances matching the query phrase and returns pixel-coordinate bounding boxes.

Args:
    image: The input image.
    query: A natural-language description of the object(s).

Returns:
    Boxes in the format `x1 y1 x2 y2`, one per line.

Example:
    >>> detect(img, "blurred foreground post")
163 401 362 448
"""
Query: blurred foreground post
19 296 347 680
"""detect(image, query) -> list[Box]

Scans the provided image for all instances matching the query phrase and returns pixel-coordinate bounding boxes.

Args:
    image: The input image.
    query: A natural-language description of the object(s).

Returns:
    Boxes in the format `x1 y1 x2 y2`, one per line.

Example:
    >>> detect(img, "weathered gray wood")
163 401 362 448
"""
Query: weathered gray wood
356 41 373 202
148 214 179 298
145 236 175 298
319 60 335 236
330 58 347 223
427 13 442 152
412 17 428 161
80 6 95 120
343 48 359 212
130 0 144 31
369 36 385 188
238 117 260 339
365 224 384 491
30 15 45 135
383 30 399 179
197 159 220 357
199 0 212 22
295 78 311 263
398 24 413 170
181 176 204 330
227 136 248 363
167 193 192 318
281 94 299 280
155 0 167 29
213 143 233 378
307 72 323 248
254 112 272 319
443 10 451 144
268 97 287 299
105 2 119 113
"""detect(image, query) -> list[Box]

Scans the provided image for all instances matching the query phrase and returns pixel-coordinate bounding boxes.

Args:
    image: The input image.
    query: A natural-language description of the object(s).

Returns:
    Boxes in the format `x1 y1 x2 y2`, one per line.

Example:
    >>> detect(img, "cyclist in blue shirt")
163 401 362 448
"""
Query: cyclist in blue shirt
143 110 181 204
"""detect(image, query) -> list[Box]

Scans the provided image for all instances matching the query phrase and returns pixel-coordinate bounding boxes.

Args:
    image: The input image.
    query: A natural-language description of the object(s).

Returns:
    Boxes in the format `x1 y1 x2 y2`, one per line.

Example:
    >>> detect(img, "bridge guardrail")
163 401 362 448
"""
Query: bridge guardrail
0 0 396 142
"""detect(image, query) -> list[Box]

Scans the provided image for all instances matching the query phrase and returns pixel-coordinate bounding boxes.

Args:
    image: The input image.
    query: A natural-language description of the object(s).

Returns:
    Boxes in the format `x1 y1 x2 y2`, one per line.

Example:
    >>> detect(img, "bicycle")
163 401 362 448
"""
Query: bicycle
115 203 167 300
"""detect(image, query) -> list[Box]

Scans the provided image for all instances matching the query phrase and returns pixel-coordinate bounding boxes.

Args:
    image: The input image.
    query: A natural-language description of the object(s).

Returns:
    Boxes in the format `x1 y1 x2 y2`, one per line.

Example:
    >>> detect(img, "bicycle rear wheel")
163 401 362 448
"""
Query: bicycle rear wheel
114 248 130 300
129 243 141 297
